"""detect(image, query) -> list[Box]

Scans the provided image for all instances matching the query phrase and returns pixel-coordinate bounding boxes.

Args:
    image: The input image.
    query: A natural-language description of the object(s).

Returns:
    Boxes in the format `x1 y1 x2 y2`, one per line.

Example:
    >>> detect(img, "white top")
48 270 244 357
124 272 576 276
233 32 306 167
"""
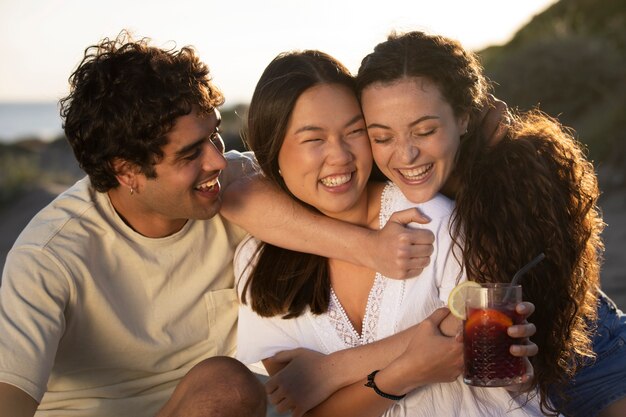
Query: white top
235 182 544 417
0 151 252 417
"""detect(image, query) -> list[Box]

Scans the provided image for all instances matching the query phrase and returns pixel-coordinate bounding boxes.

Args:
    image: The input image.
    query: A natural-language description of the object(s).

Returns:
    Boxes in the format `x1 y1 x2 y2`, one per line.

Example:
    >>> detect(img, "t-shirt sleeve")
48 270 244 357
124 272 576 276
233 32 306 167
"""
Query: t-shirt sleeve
220 150 259 189
0 247 70 402
233 237 301 367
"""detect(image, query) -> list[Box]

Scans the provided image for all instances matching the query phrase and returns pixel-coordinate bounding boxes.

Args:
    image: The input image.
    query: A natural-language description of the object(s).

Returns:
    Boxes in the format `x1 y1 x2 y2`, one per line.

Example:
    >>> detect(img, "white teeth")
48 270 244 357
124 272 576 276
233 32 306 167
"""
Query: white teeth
195 177 219 191
399 164 432 180
320 173 352 187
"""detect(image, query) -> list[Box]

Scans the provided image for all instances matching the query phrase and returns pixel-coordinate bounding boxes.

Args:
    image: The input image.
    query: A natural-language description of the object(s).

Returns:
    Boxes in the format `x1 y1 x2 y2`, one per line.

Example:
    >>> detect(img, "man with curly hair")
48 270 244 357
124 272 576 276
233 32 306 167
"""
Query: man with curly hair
0 33 437 417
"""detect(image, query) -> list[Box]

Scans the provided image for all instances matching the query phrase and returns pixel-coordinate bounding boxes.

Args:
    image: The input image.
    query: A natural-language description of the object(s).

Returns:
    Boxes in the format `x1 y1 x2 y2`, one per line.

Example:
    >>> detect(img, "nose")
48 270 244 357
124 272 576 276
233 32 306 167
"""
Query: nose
327 137 354 165
397 137 419 164
202 134 227 172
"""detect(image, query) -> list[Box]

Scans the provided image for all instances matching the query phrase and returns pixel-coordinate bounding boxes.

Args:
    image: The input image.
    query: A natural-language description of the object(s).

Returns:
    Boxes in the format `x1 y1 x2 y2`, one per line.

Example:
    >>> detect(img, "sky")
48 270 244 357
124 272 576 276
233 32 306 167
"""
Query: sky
0 0 558 106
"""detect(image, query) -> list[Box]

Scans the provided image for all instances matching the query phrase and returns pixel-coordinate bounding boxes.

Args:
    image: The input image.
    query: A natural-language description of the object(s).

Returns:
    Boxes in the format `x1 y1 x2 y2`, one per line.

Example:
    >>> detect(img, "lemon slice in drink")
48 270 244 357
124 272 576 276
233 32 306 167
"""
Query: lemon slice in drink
447 281 482 319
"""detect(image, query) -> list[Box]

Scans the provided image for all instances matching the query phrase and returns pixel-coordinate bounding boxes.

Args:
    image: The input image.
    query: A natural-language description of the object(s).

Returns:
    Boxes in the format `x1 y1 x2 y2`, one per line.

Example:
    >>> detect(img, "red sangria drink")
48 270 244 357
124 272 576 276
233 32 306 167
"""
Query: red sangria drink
463 283 525 387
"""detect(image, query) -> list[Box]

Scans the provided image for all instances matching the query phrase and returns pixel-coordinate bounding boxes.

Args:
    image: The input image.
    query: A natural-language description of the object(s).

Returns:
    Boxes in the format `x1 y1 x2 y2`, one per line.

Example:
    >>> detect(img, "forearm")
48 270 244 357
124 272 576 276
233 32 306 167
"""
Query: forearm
305 346 426 417
304 378 394 417
319 327 413 390
222 175 374 266
222 174 434 279
264 329 413 415
0 383 38 417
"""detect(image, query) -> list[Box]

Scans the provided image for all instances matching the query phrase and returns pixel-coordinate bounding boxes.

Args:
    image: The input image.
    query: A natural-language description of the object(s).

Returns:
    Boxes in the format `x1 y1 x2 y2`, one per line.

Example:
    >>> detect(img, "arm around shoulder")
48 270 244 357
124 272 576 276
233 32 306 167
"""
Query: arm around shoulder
0 383 38 417
221 174 435 279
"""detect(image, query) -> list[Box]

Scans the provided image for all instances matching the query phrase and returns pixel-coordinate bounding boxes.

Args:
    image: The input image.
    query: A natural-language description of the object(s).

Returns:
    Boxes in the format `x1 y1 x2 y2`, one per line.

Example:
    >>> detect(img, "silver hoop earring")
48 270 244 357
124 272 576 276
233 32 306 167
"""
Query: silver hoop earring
130 187 135 196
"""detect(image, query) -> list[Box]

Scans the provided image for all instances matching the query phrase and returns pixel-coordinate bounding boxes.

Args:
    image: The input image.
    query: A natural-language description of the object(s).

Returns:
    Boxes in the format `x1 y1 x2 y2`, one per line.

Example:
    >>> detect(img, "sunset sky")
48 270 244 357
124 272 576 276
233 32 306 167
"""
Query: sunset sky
0 0 558 105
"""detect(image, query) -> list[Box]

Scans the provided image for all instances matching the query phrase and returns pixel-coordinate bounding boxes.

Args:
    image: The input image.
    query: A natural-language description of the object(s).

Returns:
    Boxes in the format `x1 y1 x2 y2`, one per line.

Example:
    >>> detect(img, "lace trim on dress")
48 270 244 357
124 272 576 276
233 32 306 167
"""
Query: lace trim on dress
328 273 386 347
379 181 397 229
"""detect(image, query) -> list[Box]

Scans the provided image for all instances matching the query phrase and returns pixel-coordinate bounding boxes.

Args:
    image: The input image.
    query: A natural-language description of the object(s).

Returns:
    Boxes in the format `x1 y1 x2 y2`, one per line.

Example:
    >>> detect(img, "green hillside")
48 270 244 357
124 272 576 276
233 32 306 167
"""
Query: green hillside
479 0 626 164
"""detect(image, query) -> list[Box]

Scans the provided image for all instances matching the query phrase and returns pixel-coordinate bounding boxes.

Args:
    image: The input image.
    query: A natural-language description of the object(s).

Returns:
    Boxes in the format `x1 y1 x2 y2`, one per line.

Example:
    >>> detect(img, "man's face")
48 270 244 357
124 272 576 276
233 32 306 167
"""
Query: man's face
130 108 227 236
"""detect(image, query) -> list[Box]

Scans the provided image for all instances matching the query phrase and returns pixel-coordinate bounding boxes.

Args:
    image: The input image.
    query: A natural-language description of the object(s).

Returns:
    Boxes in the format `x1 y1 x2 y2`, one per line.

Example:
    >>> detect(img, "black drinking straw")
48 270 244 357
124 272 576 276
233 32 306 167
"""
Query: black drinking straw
504 253 546 302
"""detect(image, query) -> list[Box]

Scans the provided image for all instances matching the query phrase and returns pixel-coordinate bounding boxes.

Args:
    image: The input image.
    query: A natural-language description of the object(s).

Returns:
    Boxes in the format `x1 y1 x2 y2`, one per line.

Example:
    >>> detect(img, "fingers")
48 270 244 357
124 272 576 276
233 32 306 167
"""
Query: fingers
265 367 288 399
274 396 294 414
270 349 298 364
482 94 510 146
378 216 434 279
405 237 435 255
426 307 452 326
266 381 297 415
508 322 536 339
492 98 511 143
406 267 425 277
265 375 279 398
405 254 431 270
393 230 433 278
515 301 535 318
510 340 539 357
401 233 433 270
388 207 431 225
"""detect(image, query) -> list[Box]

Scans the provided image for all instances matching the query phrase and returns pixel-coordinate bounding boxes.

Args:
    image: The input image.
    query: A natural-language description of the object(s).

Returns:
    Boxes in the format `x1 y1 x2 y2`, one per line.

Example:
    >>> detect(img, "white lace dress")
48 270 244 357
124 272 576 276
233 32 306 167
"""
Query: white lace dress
235 182 544 417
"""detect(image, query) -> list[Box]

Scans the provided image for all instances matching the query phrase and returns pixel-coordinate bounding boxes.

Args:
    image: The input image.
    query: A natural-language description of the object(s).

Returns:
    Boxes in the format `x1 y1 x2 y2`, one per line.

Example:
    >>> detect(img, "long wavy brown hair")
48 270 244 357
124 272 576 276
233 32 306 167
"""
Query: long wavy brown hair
356 31 604 415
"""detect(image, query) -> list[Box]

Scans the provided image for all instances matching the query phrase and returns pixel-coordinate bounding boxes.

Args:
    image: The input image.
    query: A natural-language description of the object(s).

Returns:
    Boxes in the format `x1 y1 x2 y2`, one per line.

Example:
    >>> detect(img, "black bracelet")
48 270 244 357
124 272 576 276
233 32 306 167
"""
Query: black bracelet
364 370 406 401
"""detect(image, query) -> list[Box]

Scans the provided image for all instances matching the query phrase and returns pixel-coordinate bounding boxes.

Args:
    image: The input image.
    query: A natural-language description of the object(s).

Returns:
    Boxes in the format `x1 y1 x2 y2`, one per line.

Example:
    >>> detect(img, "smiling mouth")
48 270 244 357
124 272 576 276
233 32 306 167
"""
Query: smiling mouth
398 164 433 181
320 173 352 187
194 177 219 192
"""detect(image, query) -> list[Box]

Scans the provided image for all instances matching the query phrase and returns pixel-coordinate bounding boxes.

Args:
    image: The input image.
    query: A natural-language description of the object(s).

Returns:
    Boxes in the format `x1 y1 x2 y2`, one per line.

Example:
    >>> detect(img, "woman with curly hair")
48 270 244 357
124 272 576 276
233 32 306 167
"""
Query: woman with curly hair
354 31 626 417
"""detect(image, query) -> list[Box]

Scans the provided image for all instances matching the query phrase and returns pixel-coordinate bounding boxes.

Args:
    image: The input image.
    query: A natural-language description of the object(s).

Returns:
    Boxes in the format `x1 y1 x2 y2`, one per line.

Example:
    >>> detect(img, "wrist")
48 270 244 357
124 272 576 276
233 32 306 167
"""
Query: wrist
324 349 357 389
373 360 412 397
364 370 406 401
334 224 374 269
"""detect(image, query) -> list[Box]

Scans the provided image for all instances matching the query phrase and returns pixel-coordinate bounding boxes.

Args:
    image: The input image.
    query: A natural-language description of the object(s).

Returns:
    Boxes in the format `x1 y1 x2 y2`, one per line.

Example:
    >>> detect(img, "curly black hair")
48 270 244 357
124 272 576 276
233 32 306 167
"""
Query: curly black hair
59 30 224 191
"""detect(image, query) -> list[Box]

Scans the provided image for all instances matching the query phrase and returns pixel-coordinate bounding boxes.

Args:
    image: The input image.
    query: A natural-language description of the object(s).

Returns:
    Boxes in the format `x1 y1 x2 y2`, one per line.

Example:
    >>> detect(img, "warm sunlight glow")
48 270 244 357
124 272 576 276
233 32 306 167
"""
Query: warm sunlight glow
0 0 558 104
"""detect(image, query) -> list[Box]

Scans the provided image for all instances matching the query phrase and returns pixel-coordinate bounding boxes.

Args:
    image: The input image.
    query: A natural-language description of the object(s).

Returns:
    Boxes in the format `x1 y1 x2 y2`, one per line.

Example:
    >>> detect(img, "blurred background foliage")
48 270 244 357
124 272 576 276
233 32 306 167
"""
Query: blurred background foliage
480 0 626 167
1 0 624 210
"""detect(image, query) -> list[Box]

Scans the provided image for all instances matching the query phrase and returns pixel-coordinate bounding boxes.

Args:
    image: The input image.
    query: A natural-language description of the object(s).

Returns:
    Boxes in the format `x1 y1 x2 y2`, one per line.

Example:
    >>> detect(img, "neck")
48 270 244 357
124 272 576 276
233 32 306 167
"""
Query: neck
322 187 378 228
107 188 187 238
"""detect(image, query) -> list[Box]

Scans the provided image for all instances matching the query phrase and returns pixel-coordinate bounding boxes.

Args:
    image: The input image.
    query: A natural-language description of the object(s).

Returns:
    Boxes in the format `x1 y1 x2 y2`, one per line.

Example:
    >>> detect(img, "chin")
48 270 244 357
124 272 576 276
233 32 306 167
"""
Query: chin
404 189 437 205
196 203 222 220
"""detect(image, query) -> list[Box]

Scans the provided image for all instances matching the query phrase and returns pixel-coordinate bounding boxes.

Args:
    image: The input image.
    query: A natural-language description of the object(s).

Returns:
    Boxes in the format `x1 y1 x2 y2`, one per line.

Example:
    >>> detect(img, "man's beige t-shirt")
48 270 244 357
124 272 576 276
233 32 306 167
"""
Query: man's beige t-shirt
0 151 251 417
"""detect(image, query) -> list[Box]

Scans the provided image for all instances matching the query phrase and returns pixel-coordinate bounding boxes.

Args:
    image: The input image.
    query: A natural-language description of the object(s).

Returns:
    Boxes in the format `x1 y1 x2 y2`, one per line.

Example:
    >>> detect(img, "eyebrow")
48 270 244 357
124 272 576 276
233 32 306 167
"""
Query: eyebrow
367 115 439 130
294 114 364 135
174 137 206 159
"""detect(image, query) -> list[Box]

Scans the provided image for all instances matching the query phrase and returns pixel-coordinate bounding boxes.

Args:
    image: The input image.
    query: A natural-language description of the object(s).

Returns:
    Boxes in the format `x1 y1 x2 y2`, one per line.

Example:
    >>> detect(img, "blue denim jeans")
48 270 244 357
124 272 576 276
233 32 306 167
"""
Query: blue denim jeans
549 291 626 417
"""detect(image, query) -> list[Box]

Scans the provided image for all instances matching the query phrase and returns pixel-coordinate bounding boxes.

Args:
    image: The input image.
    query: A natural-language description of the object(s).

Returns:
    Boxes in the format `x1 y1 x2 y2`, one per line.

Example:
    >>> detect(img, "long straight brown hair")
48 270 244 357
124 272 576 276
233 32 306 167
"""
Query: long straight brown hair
241 50 357 318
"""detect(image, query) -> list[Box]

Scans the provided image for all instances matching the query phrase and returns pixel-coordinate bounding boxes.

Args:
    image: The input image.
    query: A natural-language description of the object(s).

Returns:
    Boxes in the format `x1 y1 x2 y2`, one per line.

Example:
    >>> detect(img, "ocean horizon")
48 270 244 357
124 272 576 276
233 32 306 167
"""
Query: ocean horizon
0 102 63 144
